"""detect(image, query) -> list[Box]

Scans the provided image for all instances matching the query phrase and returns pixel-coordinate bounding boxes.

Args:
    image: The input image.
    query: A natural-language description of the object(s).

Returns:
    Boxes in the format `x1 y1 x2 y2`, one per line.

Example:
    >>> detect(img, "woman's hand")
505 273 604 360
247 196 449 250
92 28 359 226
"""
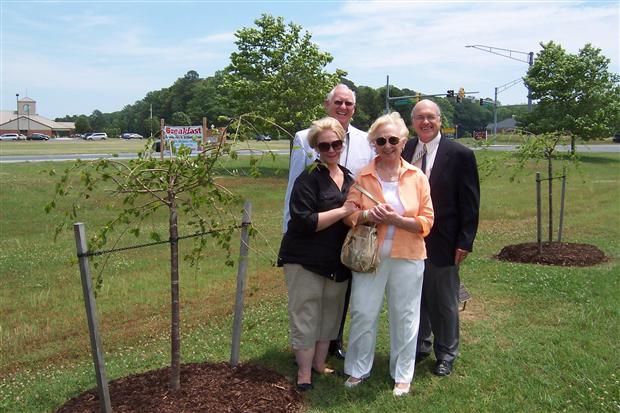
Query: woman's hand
368 203 400 225
341 200 359 216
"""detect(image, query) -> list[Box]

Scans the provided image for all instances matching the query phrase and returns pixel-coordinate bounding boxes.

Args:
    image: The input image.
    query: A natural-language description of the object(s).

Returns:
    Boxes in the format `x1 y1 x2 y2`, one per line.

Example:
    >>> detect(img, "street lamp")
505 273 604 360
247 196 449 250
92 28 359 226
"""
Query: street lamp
493 78 522 136
16 93 19 134
465 44 534 111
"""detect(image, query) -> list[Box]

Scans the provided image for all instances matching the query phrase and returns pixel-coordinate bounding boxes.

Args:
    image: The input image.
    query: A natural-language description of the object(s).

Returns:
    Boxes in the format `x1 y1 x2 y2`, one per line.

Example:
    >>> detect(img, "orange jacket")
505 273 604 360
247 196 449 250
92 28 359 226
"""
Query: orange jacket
344 157 434 260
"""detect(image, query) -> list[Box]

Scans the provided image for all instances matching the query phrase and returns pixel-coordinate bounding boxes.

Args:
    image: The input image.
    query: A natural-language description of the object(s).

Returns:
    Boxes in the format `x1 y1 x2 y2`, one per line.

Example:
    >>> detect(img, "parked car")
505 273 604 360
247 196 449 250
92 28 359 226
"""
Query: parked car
120 133 144 139
27 133 50 141
0 133 19 141
613 131 620 143
256 134 272 141
85 132 107 140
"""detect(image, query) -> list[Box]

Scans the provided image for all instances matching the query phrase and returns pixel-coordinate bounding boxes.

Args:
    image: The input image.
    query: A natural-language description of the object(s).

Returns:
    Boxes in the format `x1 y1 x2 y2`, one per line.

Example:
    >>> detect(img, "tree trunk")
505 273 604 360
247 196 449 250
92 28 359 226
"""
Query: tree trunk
570 135 576 155
168 190 181 390
547 156 553 243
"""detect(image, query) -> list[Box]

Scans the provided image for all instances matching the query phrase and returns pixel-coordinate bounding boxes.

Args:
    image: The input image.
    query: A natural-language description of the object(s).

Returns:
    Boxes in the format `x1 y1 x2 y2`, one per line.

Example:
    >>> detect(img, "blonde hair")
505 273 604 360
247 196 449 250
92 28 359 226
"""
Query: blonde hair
307 117 346 149
367 111 409 142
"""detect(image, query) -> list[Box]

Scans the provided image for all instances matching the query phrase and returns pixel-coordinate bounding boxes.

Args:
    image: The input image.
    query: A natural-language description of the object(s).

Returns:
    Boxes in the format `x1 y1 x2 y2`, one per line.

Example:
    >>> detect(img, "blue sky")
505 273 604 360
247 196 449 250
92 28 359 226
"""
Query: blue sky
1 0 618 119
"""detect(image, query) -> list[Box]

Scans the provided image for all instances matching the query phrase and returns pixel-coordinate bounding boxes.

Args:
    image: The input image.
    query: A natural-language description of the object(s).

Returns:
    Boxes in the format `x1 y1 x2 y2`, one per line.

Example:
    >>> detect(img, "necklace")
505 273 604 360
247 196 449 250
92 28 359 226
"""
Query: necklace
377 165 399 182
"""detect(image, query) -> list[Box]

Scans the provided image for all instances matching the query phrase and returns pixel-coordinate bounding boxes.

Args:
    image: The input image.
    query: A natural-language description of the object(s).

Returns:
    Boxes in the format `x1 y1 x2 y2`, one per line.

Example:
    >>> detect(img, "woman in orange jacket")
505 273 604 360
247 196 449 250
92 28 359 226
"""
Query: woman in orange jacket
342 112 434 397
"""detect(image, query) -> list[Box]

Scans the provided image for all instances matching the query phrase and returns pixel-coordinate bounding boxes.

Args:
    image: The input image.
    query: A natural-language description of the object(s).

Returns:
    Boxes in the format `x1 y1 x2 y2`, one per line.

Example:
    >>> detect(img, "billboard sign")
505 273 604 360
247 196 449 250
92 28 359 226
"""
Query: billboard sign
163 125 203 153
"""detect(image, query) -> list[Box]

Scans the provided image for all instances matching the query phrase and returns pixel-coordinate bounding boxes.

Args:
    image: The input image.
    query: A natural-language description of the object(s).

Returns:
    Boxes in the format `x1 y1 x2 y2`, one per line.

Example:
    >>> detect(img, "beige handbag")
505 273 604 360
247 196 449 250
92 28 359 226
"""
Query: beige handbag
340 184 381 273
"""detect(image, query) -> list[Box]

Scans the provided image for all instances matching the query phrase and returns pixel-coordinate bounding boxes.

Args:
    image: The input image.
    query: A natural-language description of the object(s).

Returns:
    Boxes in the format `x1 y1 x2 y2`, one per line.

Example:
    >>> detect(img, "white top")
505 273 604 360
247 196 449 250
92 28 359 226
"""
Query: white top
282 124 374 232
413 133 441 178
378 179 406 258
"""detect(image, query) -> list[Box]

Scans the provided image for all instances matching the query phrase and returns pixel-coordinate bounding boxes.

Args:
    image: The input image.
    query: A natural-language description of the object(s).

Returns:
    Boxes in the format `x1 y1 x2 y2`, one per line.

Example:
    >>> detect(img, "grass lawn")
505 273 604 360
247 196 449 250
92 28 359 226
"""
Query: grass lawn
0 151 618 412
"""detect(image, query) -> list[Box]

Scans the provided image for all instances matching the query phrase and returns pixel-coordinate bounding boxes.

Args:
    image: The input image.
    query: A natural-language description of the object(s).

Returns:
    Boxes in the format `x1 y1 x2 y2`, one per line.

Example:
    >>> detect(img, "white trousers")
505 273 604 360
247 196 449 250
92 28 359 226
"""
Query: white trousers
344 257 424 384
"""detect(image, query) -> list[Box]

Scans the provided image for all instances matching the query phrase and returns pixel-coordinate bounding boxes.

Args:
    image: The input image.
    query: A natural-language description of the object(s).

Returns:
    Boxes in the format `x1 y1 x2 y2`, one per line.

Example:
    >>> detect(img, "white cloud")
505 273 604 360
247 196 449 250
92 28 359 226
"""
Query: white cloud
2 0 617 116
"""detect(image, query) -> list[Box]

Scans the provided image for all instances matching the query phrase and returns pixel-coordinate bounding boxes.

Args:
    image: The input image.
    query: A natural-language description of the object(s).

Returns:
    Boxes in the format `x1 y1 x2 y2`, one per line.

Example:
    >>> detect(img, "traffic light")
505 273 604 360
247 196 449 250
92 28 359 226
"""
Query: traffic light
458 87 465 100
479 98 484 106
416 92 421 102
446 90 454 98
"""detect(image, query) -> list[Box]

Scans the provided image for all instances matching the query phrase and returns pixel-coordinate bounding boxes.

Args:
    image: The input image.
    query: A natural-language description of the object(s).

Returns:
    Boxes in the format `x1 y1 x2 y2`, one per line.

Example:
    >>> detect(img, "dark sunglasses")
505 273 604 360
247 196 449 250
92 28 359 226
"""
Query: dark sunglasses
333 100 354 107
317 140 344 152
375 136 401 146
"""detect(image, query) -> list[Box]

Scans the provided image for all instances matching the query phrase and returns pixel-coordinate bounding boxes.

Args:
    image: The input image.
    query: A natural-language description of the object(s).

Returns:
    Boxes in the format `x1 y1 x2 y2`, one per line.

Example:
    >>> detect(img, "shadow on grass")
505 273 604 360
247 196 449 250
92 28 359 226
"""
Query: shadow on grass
572 153 620 165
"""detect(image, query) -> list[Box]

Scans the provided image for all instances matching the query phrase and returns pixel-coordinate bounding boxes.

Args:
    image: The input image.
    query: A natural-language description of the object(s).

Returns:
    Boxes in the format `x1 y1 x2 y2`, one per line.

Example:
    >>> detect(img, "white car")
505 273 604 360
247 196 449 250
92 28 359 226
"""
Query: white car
0 133 20 141
85 132 108 140
120 133 144 139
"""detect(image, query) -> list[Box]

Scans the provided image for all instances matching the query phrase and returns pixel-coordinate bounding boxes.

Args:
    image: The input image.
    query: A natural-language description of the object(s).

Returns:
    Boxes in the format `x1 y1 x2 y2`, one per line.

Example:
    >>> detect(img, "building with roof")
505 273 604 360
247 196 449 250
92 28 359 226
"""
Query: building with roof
1 97 75 137
485 117 517 134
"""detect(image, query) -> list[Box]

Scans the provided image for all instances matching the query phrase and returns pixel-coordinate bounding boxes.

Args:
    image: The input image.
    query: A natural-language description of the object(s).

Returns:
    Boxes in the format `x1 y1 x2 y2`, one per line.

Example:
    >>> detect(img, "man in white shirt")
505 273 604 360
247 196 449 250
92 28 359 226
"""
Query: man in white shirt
282 83 374 358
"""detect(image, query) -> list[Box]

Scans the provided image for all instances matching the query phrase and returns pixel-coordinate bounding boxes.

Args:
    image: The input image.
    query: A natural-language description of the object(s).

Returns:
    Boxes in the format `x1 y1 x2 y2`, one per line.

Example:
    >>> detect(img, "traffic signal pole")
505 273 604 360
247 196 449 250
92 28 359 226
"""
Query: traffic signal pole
384 76 478 110
465 44 534 112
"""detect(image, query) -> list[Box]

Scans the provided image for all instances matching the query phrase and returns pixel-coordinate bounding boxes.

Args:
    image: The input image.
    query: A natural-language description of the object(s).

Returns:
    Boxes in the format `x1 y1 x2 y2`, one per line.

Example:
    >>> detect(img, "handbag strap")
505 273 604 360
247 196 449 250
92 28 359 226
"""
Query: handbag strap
353 183 381 205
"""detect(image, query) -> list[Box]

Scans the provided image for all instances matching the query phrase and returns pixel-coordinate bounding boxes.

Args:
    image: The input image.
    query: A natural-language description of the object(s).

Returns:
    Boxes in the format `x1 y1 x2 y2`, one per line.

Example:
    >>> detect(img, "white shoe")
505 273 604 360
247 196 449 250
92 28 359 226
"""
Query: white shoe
344 376 363 389
393 383 410 396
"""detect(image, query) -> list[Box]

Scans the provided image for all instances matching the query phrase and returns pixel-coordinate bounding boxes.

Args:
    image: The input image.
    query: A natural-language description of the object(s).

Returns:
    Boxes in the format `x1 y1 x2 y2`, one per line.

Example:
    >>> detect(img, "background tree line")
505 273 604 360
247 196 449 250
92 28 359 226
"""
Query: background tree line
55 69 523 140
55 15 618 143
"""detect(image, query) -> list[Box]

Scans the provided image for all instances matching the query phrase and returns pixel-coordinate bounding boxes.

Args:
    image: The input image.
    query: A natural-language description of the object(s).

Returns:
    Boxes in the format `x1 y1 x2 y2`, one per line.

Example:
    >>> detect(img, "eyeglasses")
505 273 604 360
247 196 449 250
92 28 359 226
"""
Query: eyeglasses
333 100 354 107
317 140 344 152
375 136 401 146
413 115 439 122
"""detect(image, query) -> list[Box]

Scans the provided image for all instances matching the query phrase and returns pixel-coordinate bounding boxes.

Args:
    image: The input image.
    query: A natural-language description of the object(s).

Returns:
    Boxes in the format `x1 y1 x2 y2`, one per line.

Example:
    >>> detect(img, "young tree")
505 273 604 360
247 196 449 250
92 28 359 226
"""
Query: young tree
221 14 344 134
511 132 573 244
46 129 244 391
521 41 620 152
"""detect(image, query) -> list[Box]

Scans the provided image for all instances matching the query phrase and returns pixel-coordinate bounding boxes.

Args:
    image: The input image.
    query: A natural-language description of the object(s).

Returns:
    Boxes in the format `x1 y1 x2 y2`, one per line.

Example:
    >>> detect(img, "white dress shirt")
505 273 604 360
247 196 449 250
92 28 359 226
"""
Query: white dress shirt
413 133 442 178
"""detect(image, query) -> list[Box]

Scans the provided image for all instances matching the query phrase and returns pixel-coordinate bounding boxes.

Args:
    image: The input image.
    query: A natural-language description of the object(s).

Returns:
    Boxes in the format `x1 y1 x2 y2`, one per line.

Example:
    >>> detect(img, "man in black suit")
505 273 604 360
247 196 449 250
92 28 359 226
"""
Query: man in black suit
402 99 480 376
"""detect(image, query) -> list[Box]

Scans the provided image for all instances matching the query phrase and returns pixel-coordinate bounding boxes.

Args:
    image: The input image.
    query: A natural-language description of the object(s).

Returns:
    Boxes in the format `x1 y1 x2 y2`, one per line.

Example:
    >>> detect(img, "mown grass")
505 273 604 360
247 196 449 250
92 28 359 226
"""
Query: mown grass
0 150 618 412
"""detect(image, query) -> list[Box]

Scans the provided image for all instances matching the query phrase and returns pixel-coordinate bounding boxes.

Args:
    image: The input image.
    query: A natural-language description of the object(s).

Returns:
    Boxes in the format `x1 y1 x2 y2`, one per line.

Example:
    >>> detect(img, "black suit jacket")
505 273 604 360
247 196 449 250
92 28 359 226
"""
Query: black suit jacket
402 137 480 267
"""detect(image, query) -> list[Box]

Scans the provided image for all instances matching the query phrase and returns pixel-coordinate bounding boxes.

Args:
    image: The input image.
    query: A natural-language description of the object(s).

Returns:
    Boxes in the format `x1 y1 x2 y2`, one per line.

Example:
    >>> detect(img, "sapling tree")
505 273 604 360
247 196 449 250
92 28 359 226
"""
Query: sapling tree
511 132 576 244
46 121 253 391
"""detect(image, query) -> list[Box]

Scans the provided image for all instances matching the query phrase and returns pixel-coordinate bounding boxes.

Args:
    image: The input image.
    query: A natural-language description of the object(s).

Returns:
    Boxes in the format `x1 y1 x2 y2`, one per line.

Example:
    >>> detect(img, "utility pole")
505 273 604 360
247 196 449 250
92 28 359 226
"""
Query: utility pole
150 104 153 138
16 94 20 134
493 78 522 136
384 75 390 114
465 44 534 111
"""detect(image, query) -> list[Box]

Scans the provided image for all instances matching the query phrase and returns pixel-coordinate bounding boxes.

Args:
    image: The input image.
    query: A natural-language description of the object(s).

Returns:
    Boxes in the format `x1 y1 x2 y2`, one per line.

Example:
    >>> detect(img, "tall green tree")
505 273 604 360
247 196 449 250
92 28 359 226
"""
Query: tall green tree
75 115 91 133
521 41 620 151
171 111 192 125
187 72 232 125
453 99 490 136
221 14 344 134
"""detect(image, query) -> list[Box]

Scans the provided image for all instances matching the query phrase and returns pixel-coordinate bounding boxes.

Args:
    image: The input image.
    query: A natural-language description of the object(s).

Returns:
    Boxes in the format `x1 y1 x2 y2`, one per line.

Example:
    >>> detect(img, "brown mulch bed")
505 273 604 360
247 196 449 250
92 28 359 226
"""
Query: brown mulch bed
495 242 608 266
55 362 305 413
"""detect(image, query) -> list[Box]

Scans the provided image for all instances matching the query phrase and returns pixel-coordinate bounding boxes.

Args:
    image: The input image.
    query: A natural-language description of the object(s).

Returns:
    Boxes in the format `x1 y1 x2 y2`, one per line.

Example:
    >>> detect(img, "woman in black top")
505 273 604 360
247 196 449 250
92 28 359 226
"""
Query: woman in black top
278 117 360 391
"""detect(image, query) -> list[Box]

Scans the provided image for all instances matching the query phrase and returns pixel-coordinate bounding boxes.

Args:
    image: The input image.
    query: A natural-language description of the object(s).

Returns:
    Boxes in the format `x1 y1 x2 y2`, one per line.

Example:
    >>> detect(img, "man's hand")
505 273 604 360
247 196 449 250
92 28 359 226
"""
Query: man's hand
455 248 469 265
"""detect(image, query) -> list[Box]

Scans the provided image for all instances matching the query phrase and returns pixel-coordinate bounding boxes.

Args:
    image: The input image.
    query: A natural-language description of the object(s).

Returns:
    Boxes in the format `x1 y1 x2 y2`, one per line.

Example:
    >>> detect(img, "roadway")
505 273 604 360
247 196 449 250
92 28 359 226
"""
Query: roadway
0 145 617 163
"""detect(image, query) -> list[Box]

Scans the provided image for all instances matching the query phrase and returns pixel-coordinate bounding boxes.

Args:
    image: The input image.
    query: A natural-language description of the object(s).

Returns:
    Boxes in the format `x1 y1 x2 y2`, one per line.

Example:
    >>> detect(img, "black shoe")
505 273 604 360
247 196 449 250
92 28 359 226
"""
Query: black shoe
415 352 430 364
433 360 453 376
297 382 313 391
